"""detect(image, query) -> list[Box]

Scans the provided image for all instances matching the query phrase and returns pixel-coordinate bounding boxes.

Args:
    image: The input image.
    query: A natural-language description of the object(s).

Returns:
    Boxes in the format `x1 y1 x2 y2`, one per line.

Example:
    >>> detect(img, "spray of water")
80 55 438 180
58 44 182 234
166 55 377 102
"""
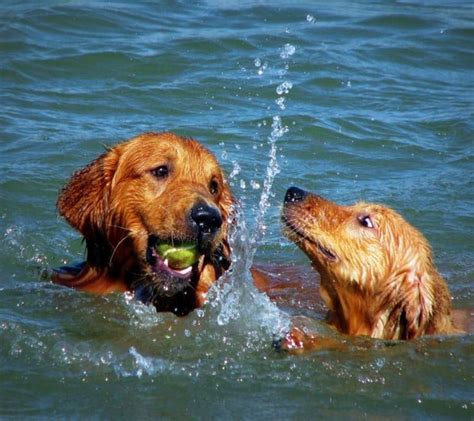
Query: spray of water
208 43 296 338
249 115 288 257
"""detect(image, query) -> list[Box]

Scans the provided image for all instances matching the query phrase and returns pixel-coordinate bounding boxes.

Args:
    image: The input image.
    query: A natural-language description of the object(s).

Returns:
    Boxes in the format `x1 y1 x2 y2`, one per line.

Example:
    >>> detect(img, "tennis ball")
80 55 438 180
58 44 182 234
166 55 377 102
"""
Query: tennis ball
155 243 199 269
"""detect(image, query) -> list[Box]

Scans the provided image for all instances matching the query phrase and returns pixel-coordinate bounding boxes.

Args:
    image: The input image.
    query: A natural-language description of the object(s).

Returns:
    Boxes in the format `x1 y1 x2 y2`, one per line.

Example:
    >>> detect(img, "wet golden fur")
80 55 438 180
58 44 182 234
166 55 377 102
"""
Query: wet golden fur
53 132 234 316
282 190 460 341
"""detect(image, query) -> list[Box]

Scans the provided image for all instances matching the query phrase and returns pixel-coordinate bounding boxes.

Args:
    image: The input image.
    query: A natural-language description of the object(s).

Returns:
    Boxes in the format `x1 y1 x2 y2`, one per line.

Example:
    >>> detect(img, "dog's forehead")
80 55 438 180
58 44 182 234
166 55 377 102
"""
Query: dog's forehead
119 134 221 176
352 202 388 216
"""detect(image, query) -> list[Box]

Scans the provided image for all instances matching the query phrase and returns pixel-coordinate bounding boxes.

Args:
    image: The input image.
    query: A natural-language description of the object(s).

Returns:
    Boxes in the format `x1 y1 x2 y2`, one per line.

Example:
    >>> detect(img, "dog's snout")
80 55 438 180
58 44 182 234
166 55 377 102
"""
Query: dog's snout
191 203 222 236
284 186 307 204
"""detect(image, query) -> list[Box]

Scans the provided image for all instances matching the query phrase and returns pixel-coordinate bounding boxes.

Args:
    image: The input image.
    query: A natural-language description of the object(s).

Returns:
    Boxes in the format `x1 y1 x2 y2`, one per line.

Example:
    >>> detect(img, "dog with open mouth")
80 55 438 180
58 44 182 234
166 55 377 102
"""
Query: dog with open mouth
53 132 234 316
280 186 462 348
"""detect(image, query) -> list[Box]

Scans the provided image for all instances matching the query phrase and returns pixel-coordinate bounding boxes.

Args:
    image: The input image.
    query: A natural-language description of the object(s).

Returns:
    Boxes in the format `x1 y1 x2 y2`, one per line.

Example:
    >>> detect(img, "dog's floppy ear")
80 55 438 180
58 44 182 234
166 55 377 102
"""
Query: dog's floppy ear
397 264 435 339
57 146 122 241
407 265 456 336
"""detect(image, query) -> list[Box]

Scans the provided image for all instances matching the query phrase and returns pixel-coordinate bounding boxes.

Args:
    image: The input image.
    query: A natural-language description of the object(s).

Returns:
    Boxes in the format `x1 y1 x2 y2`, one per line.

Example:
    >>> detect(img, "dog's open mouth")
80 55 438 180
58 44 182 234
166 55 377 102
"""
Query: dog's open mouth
282 213 338 263
133 236 209 314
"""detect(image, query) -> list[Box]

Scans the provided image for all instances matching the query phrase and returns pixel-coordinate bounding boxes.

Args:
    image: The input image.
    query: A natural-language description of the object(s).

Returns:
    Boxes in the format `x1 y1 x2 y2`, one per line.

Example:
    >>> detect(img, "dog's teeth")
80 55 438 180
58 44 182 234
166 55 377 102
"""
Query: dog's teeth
164 257 191 274
154 254 193 279
175 266 192 276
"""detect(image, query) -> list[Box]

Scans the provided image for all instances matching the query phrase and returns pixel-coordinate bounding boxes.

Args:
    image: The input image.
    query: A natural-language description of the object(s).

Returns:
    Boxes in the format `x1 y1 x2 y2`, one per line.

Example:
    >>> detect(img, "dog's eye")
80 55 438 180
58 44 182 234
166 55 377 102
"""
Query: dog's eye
209 179 219 195
151 165 169 178
358 215 375 229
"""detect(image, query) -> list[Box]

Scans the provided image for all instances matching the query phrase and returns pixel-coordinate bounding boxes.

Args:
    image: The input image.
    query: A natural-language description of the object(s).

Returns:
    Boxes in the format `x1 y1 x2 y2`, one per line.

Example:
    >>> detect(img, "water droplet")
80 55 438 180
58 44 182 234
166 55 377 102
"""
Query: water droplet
275 97 286 110
375 358 385 368
229 161 241 179
195 309 205 318
276 80 293 95
280 43 296 59
250 180 260 190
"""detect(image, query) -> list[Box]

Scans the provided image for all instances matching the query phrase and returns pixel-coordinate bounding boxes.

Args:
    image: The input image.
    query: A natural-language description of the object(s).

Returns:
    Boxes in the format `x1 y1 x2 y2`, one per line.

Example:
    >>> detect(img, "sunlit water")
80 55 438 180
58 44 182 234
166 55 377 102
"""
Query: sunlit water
1 1 473 418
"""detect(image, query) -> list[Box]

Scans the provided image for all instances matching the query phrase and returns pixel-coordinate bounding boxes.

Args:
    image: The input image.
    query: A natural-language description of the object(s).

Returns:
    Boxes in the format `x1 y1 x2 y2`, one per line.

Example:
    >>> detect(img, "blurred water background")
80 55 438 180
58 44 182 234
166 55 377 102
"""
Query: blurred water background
1 1 473 418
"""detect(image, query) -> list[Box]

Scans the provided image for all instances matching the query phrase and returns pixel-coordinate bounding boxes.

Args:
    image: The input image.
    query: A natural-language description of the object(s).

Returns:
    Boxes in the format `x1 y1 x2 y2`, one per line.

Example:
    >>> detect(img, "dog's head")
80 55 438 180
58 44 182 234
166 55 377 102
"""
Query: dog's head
282 186 451 339
281 187 426 284
57 132 234 315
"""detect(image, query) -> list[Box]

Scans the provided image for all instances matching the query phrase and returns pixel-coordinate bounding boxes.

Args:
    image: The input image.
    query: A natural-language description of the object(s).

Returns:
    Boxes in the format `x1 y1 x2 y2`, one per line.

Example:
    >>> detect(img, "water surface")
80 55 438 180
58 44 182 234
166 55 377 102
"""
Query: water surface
1 1 473 418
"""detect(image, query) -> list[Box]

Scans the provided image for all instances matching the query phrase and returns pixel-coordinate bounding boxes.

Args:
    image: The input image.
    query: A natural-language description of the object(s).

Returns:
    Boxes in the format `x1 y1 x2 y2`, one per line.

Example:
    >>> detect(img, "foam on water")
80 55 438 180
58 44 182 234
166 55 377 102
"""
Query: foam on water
118 347 170 378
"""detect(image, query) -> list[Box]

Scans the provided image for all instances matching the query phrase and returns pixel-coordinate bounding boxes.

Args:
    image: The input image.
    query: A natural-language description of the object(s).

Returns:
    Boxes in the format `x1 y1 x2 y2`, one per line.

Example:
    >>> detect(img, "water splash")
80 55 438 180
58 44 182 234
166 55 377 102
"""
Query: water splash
276 80 293 95
118 347 169 378
209 44 295 338
249 115 288 255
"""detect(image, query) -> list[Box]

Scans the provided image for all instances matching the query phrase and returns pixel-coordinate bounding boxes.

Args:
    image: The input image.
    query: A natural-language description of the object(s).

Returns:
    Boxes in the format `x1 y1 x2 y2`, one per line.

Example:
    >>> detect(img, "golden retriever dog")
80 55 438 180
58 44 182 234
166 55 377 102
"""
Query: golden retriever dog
281 186 461 348
53 132 234 316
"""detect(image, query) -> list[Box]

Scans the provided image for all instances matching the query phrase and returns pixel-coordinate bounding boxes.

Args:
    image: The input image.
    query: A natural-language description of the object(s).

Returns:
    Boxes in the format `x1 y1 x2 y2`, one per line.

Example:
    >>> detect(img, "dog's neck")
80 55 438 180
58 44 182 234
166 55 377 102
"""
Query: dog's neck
319 266 407 339
51 235 134 294
52 262 129 294
319 268 456 339
85 238 114 267
320 275 378 337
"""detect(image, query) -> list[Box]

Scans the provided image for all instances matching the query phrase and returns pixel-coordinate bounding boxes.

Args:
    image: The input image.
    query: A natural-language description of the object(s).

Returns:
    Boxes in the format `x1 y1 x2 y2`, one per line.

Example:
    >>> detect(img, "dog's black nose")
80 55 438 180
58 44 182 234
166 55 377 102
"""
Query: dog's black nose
284 186 307 204
191 203 222 236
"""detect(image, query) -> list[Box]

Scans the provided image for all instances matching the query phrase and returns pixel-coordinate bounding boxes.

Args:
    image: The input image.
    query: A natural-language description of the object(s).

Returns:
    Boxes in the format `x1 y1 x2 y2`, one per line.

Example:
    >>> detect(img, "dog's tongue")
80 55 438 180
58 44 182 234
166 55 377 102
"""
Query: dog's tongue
155 255 193 279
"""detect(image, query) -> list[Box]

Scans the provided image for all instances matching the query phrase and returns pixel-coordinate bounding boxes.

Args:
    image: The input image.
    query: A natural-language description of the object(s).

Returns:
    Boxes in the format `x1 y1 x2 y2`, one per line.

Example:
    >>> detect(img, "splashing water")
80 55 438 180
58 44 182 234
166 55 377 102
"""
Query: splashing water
249 43 294 260
208 44 295 338
250 115 288 255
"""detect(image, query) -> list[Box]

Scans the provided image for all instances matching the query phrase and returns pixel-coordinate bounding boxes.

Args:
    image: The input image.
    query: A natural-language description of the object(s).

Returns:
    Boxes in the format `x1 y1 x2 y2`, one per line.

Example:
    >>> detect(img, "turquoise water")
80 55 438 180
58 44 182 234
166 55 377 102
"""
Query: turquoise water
1 1 473 418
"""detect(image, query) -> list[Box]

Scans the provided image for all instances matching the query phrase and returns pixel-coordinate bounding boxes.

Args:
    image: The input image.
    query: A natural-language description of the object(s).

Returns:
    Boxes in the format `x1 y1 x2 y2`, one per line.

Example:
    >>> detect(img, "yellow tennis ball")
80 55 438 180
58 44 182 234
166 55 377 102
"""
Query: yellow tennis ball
156 243 199 269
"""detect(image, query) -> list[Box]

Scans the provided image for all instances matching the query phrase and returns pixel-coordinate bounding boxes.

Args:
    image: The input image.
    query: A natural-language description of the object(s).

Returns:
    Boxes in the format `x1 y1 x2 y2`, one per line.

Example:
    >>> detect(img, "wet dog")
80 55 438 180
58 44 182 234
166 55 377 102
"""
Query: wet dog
53 132 234 316
281 187 461 348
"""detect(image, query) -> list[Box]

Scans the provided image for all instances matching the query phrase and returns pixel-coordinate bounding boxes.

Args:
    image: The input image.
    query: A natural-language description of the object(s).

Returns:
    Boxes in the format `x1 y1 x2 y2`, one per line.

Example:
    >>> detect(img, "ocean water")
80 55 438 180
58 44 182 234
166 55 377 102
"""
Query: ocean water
1 1 473 418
